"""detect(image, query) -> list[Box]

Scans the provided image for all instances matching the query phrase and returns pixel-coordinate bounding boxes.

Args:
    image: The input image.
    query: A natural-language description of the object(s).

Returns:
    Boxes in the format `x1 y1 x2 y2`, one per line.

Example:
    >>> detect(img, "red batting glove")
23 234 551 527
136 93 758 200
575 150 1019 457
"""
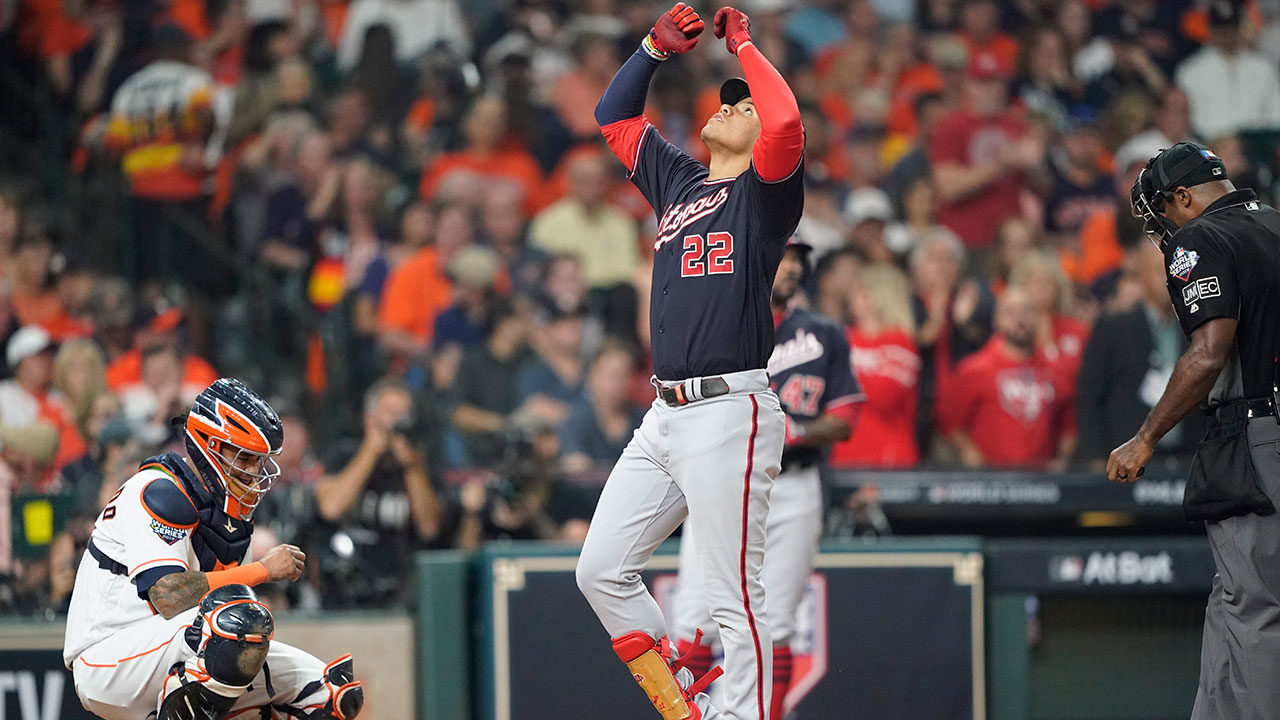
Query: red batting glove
645 2 705 60
713 6 752 55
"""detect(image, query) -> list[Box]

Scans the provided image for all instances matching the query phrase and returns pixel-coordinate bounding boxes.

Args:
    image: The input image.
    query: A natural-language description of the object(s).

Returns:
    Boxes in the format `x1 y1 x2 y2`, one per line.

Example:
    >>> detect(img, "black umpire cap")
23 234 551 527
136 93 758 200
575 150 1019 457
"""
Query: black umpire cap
720 77 751 105
1146 142 1230 194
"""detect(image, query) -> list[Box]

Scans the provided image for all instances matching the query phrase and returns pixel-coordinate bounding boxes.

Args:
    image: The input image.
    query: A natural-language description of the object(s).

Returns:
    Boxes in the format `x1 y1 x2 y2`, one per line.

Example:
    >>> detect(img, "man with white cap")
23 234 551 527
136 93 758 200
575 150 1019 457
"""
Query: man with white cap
0 325 82 471
843 187 896 263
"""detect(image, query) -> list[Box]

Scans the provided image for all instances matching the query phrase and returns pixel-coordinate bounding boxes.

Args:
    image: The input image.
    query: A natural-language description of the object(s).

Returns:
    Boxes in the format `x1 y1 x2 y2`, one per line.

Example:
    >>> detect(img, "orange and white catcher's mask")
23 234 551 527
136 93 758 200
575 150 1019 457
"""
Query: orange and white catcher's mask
184 378 283 520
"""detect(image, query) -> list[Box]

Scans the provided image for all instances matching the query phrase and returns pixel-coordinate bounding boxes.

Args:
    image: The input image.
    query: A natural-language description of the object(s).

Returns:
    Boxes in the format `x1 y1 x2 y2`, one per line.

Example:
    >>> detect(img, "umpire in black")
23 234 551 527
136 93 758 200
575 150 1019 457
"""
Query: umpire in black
1109 141 1280 719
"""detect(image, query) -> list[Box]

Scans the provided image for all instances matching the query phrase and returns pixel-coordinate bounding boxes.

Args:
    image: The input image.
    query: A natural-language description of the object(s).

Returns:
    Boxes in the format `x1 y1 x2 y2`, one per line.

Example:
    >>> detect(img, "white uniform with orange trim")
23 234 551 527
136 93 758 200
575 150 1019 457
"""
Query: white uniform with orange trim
63 463 330 720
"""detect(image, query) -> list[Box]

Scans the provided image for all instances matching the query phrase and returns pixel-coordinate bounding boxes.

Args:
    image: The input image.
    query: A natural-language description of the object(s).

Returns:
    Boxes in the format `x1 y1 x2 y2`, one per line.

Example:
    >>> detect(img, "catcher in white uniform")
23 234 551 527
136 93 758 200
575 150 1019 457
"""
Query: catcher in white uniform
63 378 363 720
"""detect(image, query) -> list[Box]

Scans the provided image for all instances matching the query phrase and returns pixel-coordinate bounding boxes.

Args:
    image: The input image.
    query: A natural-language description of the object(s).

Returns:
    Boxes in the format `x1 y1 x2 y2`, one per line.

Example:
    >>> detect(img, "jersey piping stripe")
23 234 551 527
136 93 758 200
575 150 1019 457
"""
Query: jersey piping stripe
739 395 765 720
77 626 191 667
754 155 804 185
823 393 868 409
630 124 652 179
130 557 189 576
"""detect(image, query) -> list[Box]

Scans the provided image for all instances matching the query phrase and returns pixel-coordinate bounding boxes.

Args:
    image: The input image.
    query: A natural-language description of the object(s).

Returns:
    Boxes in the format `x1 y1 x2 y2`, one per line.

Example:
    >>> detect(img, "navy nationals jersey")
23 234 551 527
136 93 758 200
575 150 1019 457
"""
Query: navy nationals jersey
768 308 865 469
625 123 803 380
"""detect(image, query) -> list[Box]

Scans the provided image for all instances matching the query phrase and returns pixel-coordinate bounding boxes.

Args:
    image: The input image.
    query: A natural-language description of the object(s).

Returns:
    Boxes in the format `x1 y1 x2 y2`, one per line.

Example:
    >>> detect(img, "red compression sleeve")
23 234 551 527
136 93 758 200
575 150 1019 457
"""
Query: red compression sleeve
737 42 804 182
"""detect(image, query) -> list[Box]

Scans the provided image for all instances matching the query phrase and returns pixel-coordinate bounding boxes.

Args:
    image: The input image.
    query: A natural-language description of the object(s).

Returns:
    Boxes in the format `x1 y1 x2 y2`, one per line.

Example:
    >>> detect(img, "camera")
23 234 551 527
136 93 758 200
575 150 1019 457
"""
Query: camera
390 416 416 437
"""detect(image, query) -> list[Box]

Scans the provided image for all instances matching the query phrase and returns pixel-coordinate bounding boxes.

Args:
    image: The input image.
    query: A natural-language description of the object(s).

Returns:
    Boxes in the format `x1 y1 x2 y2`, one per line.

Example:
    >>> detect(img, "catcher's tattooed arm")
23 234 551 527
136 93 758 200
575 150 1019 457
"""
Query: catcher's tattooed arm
148 571 210 619
146 545 302 618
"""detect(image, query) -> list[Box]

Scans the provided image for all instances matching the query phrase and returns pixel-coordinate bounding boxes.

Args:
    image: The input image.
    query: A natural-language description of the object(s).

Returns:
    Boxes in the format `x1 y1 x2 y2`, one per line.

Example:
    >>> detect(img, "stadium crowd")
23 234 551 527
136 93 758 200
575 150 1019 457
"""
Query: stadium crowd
0 0 1278 614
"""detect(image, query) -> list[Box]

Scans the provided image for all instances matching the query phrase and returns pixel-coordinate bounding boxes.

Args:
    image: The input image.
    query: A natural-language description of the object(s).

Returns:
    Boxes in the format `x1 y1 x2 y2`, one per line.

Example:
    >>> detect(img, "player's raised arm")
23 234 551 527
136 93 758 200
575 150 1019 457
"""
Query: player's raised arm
713 6 804 181
595 3 703 171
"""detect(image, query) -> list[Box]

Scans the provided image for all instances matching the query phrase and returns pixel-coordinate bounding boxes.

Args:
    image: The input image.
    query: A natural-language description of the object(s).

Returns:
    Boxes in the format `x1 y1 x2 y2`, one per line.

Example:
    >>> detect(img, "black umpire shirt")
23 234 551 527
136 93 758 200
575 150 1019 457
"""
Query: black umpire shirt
1162 189 1280 404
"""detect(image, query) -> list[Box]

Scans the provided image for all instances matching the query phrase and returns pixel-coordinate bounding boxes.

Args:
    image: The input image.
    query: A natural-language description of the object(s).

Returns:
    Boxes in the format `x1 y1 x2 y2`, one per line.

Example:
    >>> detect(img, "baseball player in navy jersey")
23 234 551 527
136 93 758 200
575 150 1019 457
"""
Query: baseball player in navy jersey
574 4 804 720
63 379 362 720
672 238 864 720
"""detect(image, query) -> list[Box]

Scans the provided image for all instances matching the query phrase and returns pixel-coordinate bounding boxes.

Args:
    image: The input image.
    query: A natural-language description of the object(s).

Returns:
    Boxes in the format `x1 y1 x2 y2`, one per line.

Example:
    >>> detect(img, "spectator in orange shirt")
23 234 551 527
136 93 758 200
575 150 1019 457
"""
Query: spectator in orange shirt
418 95 546 216
377 203 475 365
552 34 621 142
958 0 1020 71
103 304 218 393
8 229 60 330
1061 135 1165 290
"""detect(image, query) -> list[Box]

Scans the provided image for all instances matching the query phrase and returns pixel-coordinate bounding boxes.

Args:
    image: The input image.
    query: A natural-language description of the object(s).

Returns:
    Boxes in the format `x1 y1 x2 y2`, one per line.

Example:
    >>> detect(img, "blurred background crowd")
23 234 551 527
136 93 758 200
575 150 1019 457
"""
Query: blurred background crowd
0 0 1278 617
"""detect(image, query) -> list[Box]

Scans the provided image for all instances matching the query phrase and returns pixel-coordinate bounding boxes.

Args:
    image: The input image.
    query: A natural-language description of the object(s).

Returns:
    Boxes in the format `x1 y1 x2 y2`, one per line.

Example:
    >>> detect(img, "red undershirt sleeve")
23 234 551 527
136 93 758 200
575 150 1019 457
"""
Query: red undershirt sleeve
737 42 804 182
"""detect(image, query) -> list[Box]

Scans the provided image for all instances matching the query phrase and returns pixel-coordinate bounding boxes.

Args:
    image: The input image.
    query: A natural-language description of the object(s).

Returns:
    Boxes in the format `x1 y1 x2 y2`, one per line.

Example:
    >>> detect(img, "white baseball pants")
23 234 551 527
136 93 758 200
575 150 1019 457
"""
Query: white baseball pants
70 608 330 720
577 368 785 720
673 465 823 647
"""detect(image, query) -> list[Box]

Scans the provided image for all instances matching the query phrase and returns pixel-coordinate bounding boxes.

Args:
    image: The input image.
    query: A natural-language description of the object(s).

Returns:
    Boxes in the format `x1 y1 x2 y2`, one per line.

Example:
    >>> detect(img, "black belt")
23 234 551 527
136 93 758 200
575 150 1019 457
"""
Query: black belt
1208 397 1276 422
658 376 731 407
87 538 127 576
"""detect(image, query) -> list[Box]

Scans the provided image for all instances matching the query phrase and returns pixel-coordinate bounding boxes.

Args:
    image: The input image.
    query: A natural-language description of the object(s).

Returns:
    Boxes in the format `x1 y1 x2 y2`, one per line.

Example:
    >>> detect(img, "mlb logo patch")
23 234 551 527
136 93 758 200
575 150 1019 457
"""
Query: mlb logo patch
1168 246 1199 280
1201 148 1219 160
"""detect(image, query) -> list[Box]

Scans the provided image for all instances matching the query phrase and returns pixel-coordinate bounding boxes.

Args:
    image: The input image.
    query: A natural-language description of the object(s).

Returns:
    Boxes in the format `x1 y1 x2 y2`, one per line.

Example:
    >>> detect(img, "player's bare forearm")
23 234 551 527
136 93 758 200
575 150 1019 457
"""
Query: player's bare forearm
1135 318 1236 446
404 463 442 541
148 570 210 619
932 161 1006 204
315 439 382 521
792 411 854 448
452 404 507 433
949 431 984 467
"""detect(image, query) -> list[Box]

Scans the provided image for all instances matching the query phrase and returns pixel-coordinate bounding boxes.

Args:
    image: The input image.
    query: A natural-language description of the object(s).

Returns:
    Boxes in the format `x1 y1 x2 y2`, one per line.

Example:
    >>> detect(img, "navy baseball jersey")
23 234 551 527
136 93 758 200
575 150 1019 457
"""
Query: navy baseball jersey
624 125 804 379
767 308 865 468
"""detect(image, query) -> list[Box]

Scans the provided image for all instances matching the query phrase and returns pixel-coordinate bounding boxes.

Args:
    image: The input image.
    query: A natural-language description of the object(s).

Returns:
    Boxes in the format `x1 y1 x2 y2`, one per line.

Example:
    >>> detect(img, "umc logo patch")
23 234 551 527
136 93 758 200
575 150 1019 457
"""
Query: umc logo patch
1182 276 1221 313
1168 246 1199 280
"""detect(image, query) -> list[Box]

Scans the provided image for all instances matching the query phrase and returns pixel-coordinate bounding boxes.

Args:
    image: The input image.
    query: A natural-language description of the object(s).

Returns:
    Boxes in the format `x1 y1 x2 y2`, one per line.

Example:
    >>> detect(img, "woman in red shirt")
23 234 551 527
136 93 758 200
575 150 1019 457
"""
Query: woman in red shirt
831 263 922 468
1009 250 1090 383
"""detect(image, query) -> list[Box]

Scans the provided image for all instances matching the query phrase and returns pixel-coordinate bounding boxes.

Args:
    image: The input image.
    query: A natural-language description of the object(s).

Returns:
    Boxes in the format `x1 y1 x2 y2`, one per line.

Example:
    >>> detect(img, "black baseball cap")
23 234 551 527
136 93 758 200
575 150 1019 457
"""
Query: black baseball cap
720 78 751 106
1147 142 1229 193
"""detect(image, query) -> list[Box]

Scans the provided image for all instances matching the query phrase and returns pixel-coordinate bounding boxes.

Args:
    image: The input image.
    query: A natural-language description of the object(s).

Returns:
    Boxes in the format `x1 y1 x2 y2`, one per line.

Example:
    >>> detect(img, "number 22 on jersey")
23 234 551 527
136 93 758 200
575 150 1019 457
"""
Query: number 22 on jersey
681 232 735 278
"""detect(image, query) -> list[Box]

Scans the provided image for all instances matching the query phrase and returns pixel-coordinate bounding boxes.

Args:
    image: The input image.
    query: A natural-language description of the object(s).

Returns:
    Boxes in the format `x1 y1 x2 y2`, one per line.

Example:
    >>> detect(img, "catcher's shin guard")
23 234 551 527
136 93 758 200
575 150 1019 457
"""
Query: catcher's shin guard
300 654 364 720
160 585 274 720
612 631 723 720
156 669 240 720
